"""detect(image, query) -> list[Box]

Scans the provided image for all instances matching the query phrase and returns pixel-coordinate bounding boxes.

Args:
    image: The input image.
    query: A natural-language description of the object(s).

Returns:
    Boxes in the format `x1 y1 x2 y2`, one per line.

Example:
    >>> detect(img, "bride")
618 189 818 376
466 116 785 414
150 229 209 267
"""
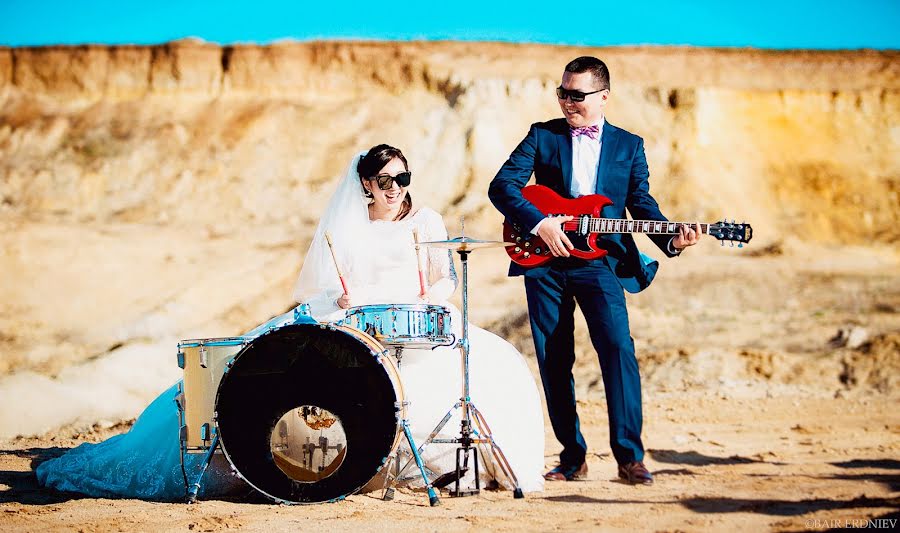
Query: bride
36 145 544 500
294 145 545 493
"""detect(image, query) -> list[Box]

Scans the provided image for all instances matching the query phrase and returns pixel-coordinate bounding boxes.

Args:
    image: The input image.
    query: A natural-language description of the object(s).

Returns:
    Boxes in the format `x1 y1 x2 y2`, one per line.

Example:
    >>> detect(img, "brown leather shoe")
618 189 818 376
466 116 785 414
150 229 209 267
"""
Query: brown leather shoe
618 461 653 485
544 462 588 481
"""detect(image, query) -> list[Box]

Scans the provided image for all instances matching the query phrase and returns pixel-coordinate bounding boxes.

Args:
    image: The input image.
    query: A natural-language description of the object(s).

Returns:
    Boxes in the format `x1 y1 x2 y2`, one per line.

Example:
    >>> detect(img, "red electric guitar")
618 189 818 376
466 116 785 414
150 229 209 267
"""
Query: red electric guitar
503 185 753 267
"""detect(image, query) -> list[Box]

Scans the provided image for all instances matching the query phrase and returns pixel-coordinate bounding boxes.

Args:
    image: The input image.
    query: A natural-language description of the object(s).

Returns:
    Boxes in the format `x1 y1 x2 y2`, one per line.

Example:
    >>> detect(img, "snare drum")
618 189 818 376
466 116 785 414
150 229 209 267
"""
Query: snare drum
339 303 454 349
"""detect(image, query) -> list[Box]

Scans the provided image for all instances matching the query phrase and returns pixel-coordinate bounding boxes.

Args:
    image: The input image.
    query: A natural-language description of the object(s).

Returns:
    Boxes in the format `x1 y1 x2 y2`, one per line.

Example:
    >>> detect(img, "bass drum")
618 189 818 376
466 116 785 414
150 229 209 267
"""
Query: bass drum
214 323 404 504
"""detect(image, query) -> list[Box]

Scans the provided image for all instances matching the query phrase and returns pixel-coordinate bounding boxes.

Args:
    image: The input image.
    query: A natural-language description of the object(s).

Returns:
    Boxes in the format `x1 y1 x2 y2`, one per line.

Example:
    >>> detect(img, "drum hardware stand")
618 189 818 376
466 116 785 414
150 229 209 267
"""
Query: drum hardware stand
391 346 404 366
395 226 525 499
186 433 221 504
175 388 219 503
175 383 225 504
379 400 441 506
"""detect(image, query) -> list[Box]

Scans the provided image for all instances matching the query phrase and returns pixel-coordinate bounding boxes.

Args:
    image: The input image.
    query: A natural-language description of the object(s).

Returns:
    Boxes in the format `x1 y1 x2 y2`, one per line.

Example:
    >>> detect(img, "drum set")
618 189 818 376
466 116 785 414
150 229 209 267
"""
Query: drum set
174 234 524 506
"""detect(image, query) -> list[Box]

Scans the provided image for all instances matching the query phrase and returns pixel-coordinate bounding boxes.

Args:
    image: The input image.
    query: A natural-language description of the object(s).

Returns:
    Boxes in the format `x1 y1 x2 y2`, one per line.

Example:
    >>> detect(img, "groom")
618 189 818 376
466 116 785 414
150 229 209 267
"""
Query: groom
488 56 699 485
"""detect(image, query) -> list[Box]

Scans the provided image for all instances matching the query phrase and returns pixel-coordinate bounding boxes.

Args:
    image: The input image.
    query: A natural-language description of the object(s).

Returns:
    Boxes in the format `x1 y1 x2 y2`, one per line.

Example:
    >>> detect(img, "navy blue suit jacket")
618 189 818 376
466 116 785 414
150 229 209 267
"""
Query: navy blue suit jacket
489 118 677 293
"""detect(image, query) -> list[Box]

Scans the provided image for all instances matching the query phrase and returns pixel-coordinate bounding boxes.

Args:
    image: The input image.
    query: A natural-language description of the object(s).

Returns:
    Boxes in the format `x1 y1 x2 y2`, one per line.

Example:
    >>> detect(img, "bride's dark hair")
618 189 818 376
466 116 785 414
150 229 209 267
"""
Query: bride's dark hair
358 144 412 221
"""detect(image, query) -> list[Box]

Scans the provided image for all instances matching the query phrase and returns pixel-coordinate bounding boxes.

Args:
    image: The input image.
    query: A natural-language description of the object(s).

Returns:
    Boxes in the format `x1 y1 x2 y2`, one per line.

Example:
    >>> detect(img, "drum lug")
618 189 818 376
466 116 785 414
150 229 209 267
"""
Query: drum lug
198 346 208 368
176 349 185 369
175 386 188 444
174 391 184 411
293 303 311 322
200 422 216 443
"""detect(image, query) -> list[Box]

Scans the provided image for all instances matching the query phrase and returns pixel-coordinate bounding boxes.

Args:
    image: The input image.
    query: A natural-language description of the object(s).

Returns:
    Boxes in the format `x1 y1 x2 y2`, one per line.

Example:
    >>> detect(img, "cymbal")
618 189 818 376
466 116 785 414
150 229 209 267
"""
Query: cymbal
419 237 514 251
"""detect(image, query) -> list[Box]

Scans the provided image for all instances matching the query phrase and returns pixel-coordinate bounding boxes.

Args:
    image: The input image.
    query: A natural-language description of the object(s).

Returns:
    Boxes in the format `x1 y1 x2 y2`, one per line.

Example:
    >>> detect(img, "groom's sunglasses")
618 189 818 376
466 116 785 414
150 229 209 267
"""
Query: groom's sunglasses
369 171 412 190
556 87 603 102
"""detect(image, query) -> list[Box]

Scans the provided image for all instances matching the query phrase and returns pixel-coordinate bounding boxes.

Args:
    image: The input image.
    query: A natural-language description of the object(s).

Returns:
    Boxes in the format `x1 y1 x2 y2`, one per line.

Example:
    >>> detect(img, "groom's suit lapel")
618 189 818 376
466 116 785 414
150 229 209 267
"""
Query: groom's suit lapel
595 120 619 195
555 122 573 196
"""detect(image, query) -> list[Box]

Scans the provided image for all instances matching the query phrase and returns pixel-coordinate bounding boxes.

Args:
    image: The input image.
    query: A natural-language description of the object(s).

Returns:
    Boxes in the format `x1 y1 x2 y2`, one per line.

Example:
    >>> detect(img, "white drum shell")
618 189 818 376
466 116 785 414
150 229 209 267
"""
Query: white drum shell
179 337 248 452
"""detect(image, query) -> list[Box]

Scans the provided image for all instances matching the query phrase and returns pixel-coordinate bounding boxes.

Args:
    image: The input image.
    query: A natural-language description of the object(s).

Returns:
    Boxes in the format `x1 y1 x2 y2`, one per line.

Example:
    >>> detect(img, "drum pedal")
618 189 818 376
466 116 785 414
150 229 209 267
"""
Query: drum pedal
382 488 395 501
448 488 479 497
431 468 469 490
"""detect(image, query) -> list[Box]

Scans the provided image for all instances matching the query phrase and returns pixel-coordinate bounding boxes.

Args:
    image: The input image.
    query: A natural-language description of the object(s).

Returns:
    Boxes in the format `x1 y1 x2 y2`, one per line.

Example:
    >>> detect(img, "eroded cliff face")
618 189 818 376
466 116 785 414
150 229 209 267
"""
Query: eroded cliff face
1 41 898 244
1 41 898 439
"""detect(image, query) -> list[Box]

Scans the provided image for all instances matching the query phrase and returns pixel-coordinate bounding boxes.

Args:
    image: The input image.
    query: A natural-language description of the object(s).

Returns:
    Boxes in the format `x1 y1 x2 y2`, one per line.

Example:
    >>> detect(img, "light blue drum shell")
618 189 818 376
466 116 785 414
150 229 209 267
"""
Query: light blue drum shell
338 303 453 347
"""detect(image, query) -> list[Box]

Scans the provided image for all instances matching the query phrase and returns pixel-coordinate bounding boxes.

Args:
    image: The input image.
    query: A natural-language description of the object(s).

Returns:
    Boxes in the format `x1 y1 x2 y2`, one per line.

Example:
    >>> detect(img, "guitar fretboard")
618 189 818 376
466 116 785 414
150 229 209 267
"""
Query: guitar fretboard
562 219 709 235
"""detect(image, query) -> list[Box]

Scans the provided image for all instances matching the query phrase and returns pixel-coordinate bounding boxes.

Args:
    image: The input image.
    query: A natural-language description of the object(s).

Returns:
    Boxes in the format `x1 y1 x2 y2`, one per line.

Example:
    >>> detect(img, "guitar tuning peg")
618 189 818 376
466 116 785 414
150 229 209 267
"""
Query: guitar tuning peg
729 241 734 247
720 240 724 246
738 243 743 248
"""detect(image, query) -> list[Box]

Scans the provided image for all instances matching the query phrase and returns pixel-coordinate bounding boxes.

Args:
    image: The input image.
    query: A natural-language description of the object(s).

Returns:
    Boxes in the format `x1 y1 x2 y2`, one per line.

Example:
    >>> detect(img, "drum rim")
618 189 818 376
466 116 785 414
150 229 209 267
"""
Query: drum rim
178 336 250 348
344 303 450 314
213 322 404 505
372 333 455 344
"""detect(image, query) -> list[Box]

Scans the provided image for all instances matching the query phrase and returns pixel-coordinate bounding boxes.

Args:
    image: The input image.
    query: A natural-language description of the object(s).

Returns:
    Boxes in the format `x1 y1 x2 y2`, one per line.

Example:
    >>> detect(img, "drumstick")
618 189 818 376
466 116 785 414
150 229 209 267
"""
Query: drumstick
324 232 349 295
413 229 426 297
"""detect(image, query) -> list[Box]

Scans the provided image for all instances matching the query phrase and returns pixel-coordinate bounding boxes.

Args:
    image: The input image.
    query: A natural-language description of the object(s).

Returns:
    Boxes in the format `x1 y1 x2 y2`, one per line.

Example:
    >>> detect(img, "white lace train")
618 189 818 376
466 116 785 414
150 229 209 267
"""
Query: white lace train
35 382 247 500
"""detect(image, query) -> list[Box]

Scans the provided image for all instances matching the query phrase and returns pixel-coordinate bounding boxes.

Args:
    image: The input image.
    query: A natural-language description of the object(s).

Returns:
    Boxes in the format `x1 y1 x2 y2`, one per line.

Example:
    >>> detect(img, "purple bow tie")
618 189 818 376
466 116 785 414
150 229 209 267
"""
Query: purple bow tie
570 124 600 140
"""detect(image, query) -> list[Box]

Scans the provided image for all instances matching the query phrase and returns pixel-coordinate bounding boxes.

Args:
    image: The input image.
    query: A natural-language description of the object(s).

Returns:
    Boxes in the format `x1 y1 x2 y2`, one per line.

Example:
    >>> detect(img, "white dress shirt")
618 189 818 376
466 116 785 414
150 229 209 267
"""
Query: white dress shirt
569 119 603 198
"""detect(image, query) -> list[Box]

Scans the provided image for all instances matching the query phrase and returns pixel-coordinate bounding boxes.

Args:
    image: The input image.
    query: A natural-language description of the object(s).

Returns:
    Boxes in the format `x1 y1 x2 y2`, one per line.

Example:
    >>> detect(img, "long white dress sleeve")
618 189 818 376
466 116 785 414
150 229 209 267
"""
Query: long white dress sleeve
419 209 457 304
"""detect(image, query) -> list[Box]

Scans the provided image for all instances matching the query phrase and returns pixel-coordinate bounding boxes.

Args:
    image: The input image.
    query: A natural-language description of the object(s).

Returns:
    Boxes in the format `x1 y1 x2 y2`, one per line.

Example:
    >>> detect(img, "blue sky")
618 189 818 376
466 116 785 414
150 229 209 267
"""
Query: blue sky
1 0 898 49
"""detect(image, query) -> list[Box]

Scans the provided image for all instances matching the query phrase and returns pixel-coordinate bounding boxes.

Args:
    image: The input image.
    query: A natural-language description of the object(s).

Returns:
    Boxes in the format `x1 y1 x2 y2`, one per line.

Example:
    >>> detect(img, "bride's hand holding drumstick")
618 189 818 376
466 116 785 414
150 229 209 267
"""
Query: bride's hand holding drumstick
413 229 428 300
335 293 351 309
325 232 352 309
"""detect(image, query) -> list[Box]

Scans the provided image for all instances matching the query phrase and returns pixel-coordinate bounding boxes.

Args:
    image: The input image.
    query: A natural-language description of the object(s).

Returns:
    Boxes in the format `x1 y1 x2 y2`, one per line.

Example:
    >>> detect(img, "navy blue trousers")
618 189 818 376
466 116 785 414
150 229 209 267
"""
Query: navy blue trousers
524 262 644 467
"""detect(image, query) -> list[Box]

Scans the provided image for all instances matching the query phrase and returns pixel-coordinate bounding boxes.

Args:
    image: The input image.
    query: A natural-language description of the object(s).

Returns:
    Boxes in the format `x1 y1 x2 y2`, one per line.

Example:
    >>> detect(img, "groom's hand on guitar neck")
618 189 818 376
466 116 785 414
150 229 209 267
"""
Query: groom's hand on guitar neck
536 215 575 257
672 221 702 251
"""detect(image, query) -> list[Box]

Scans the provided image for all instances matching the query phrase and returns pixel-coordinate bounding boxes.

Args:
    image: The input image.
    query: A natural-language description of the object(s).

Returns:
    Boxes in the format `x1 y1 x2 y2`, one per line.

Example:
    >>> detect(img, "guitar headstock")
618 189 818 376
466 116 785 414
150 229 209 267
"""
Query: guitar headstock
709 220 753 247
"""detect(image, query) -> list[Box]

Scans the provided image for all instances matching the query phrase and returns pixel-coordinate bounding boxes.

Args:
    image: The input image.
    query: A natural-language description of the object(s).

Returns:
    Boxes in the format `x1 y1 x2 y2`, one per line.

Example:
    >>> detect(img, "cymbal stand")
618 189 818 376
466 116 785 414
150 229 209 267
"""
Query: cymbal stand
392 232 525 499
436 245 524 498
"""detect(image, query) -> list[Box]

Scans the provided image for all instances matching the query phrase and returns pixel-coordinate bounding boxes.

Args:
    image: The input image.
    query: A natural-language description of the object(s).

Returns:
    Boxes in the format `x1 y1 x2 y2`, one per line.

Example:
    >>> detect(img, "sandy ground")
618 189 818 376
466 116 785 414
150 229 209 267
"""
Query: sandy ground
1 394 897 532
1 221 899 531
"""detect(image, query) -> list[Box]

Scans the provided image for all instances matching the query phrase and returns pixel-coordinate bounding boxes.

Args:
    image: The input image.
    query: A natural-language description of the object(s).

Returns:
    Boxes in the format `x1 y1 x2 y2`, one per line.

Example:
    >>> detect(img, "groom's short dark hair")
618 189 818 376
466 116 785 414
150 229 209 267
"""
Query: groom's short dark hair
564 56 610 91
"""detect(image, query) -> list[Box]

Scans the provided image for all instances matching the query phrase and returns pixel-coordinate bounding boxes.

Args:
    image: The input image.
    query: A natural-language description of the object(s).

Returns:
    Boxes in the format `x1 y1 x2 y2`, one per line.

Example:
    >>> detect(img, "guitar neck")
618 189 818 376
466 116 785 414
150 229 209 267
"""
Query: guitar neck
563 219 710 235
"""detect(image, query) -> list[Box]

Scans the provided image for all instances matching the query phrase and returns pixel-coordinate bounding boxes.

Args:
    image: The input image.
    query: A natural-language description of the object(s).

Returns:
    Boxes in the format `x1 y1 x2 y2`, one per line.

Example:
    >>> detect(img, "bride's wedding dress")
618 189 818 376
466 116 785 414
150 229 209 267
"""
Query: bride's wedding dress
36 381 248 499
36 153 545 500
300 206 545 494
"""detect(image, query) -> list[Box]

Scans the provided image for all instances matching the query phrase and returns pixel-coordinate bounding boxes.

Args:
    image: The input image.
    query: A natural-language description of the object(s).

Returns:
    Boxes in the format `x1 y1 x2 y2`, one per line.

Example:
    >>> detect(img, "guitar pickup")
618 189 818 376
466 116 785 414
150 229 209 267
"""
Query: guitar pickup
577 215 591 236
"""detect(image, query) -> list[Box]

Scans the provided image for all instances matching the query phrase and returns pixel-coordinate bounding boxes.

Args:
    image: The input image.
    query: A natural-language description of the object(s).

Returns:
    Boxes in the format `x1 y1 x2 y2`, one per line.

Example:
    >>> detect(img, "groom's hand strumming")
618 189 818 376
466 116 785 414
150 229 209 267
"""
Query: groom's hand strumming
536 215 575 257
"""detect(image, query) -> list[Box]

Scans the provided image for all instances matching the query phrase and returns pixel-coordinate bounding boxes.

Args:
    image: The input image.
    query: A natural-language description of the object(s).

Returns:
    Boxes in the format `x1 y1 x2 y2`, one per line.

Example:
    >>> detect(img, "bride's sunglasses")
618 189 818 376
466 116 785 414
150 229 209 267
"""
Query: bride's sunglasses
369 171 412 190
